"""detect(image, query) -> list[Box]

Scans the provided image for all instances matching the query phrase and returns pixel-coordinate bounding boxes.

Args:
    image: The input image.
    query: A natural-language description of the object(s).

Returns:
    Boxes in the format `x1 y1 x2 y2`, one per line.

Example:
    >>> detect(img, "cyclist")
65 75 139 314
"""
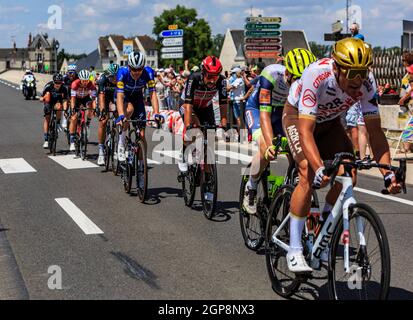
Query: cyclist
96 63 119 166
282 38 402 273
115 51 162 163
177 55 228 175
62 64 78 129
69 69 97 152
242 49 317 214
40 73 69 148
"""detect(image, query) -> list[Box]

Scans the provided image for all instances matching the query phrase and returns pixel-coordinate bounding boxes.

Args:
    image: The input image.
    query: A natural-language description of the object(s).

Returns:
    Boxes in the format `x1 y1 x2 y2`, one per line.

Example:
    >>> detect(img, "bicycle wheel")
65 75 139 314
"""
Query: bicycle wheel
135 139 148 203
200 163 217 220
182 166 196 207
121 160 133 194
328 203 391 300
104 126 113 172
80 124 88 161
265 185 301 298
112 129 120 176
48 117 57 156
239 169 267 251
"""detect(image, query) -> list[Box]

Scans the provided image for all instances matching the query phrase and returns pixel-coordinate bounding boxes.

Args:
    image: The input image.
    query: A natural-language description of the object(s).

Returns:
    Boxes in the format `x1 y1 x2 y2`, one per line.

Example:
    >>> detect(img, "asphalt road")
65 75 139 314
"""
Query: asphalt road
0 82 413 300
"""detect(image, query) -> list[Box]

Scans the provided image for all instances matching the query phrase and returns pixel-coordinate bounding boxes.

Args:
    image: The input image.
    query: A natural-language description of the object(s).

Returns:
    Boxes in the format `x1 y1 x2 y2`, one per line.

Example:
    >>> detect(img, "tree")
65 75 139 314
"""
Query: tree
153 5 213 68
57 49 87 71
309 41 331 59
211 34 224 57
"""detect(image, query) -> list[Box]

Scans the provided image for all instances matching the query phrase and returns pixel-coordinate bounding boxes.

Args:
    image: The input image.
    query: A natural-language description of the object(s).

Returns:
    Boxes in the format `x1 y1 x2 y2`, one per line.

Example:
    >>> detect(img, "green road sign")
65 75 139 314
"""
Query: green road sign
245 23 281 30
245 30 282 37
245 17 282 23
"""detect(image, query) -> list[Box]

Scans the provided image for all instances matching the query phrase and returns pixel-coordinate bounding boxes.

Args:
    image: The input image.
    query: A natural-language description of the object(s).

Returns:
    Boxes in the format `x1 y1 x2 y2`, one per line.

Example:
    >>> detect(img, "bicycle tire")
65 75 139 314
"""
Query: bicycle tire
135 139 148 203
265 184 301 298
200 163 218 220
81 124 88 161
104 125 113 172
328 203 391 300
239 168 268 251
112 129 120 176
48 116 57 156
182 166 196 207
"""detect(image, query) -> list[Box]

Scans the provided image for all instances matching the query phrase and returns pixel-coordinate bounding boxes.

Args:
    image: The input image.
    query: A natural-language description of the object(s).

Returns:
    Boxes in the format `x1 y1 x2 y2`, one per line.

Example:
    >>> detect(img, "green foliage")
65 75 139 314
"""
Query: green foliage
211 34 225 57
57 49 87 70
309 41 331 59
153 5 213 67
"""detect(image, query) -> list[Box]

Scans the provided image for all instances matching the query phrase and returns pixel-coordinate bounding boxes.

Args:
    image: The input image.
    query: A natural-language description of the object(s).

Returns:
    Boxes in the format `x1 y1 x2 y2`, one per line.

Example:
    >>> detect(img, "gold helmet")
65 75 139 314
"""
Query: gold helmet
332 38 373 69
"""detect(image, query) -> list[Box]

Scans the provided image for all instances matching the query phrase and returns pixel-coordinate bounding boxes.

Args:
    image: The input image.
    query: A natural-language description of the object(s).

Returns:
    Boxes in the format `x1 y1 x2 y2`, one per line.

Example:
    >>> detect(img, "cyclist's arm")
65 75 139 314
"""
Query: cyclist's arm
364 117 391 175
297 114 323 172
116 73 125 117
259 75 275 148
147 77 160 115
182 103 193 129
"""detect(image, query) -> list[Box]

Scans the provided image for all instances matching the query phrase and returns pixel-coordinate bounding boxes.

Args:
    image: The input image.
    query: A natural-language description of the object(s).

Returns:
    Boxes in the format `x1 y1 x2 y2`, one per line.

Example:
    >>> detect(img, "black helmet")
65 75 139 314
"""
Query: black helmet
53 73 64 83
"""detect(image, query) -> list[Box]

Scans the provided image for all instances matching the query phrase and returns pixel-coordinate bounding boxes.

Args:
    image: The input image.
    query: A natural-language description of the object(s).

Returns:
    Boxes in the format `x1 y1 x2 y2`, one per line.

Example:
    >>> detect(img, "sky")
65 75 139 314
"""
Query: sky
0 0 411 54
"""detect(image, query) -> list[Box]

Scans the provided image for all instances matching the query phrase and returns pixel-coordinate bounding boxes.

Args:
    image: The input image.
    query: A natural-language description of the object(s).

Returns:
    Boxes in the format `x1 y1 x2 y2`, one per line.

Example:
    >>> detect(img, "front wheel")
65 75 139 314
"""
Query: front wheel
182 166 196 207
200 163 217 220
135 140 148 203
328 203 391 300
80 124 88 161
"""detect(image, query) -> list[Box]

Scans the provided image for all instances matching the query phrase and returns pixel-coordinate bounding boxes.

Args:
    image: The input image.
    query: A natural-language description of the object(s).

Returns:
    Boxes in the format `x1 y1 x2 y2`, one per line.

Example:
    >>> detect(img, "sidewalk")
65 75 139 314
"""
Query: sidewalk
0 70 52 93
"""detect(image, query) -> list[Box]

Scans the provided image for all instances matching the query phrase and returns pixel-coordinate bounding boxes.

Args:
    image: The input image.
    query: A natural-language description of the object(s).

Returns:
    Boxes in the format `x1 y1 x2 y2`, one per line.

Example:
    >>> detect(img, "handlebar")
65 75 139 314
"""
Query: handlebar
125 118 161 129
313 152 407 194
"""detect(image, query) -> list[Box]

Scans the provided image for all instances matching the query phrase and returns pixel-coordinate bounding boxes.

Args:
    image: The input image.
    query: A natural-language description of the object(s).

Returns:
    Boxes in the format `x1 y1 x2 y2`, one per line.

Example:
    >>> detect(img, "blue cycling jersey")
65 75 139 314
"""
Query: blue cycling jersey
246 76 261 110
116 66 156 98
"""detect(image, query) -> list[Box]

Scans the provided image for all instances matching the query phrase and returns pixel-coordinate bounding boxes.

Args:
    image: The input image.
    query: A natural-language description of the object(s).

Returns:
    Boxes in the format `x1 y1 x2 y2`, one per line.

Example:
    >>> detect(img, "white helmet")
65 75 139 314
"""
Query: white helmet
68 64 77 71
128 51 146 69
78 69 90 80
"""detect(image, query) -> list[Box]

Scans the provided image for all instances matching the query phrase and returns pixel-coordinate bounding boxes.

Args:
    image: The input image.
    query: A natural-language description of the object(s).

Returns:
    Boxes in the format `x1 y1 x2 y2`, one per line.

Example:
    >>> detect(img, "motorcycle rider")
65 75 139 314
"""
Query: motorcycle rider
21 69 37 99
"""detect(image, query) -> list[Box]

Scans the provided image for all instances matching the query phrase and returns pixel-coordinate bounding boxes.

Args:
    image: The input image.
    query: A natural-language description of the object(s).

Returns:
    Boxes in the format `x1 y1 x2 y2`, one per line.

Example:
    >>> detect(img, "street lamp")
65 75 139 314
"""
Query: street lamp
55 40 60 73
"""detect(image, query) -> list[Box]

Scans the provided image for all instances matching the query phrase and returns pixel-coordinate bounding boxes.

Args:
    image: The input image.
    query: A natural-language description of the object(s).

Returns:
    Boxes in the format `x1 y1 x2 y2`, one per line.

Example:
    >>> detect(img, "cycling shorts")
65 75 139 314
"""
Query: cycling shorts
245 106 284 142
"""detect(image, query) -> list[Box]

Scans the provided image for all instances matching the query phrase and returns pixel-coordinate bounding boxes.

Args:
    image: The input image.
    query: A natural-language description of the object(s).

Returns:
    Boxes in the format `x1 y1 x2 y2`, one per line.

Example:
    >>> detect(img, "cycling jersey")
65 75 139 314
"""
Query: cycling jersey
287 58 379 123
245 76 261 110
71 79 97 99
181 72 227 109
42 81 69 103
116 66 156 98
259 64 289 112
63 73 78 97
97 73 117 104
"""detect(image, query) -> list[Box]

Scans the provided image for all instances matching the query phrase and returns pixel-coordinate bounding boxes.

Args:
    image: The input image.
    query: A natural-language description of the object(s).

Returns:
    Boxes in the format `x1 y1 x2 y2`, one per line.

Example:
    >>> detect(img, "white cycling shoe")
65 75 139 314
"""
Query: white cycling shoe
178 160 188 173
287 251 313 273
242 185 257 215
43 141 49 149
118 144 126 162
97 154 105 166
69 142 76 152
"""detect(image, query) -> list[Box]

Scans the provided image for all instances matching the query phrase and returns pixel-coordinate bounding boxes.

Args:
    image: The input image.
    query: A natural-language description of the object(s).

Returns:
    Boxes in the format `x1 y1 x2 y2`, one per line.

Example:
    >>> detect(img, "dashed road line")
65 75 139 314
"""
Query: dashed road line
0 158 37 174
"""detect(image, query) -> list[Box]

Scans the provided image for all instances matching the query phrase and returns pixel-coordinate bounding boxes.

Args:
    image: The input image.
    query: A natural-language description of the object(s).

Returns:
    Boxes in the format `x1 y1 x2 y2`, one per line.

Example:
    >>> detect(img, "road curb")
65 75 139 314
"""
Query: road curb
0 222 29 300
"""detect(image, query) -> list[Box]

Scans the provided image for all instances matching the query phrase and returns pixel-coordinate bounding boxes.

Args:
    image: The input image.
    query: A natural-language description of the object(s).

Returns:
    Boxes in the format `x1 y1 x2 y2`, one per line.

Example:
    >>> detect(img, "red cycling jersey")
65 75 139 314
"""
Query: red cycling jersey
71 79 97 99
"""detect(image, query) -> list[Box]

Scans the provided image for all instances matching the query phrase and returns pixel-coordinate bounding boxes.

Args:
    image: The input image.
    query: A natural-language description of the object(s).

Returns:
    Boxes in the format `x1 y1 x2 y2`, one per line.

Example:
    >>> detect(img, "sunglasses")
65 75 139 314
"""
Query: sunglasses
54 81 63 85
339 67 369 80
204 73 220 81
129 67 144 72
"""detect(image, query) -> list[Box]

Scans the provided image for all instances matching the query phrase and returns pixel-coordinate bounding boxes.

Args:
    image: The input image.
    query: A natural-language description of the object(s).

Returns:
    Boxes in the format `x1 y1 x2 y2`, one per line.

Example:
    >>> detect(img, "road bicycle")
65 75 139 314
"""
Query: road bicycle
239 136 319 251
265 152 407 299
74 106 94 160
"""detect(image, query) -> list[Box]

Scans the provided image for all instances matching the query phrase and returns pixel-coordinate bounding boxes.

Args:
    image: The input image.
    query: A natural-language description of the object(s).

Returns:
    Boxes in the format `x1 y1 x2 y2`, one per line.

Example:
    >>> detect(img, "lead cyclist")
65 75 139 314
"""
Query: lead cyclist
282 38 402 273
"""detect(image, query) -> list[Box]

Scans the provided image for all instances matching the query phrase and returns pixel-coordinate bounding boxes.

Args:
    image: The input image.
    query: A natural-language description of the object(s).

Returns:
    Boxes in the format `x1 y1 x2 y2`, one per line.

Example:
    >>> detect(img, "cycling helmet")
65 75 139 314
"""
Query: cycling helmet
285 48 317 79
78 69 91 81
128 51 146 69
202 56 223 76
53 73 64 83
332 38 373 69
67 64 77 72
107 63 119 76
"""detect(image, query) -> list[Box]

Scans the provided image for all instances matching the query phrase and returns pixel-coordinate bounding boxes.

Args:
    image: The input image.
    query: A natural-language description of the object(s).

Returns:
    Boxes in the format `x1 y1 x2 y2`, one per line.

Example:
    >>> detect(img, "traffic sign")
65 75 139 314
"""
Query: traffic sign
245 45 282 52
245 51 281 59
162 37 184 47
332 20 343 33
160 29 184 38
168 25 178 30
245 30 282 37
161 52 184 59
246 17 281 23
161 46 184 53
245 37 282 44
245 23 281 30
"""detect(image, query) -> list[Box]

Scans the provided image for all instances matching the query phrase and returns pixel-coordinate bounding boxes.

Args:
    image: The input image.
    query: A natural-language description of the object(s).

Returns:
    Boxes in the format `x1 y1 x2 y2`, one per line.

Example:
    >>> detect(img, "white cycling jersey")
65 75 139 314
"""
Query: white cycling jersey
287 58 379 123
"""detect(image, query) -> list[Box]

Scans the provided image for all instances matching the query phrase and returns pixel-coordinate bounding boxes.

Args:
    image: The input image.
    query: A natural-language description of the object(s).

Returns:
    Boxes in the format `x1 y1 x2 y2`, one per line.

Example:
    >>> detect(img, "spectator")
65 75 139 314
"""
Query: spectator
398 62 413 153
230 68 245 135
350 23 365 41
155 71 167 110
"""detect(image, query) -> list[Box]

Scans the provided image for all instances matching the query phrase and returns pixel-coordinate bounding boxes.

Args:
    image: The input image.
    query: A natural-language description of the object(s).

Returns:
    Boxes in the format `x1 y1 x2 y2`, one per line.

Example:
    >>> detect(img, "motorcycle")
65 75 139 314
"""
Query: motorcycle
22 75 37 100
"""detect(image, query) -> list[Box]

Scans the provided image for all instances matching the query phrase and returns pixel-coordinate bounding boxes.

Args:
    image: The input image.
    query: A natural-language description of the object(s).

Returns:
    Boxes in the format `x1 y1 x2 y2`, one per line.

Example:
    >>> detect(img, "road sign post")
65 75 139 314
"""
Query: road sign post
160 29 184 60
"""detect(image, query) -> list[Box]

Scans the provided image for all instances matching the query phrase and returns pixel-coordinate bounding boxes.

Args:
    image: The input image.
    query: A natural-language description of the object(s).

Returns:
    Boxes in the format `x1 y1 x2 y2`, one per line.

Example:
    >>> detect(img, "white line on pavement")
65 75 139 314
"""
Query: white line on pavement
148 158 161 165
55 198 104 235
0 158 37 174
49 155 99 170
354 187 413 207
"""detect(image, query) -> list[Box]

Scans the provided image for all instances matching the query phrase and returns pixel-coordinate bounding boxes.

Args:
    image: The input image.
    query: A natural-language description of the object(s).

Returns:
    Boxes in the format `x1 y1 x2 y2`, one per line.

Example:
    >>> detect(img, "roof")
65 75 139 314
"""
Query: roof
136 35 157 50
74 49 102 71
230 30 245 52
29 34 51 49
110 35 126 53
0 48 29 60
281 30 310 54
98 36 111 58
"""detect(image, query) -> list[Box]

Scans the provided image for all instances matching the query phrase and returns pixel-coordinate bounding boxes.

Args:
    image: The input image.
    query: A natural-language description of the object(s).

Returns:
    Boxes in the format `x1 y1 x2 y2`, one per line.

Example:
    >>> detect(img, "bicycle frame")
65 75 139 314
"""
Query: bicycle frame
271 173 361 274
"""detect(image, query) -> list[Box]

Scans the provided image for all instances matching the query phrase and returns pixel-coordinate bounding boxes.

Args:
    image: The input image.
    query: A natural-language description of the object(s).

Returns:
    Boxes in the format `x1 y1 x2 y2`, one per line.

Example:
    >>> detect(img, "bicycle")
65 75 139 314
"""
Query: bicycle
74 106 94 160
239 135 320 251
265 152 407 299
119 118 160 203
99 109 118 173
178 123 219 220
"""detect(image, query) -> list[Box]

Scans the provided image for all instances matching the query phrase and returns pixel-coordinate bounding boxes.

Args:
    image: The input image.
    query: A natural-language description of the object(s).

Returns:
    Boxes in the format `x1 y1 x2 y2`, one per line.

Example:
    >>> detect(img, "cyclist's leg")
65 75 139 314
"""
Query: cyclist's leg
43 103 52 147
69 100 81 148
117 97 134 161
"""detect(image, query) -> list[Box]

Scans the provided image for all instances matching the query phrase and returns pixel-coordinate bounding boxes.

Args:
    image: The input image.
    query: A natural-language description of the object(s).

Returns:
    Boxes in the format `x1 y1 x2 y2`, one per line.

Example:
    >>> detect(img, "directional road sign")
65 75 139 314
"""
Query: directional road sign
162 37 183 47
245 30 282 37
161 52 184 59
246 17 282 23
245 37 282 44
161 46 184 53
245 44 282 52
245 23 281 30
245 51 281 59
160 29 184 38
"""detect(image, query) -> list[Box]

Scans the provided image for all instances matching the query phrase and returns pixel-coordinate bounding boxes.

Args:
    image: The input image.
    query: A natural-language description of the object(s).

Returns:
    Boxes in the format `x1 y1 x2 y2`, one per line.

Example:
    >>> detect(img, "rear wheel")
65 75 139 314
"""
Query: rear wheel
135 140 148 203
182 166 196 207
80 124 88 160
265 185 301 298
112 129 120 176
200 163 217 220
105 126 114 172
48 117 57 156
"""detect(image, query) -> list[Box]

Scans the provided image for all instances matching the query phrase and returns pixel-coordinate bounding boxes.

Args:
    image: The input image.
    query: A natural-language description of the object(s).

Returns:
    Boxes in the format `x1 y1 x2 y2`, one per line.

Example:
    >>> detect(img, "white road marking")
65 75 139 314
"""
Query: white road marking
354 187 413 207
49 155 99 169
0 158 37 174
215 150 253 163
148 158 161 165
55 198 103 235
153 150 182 161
